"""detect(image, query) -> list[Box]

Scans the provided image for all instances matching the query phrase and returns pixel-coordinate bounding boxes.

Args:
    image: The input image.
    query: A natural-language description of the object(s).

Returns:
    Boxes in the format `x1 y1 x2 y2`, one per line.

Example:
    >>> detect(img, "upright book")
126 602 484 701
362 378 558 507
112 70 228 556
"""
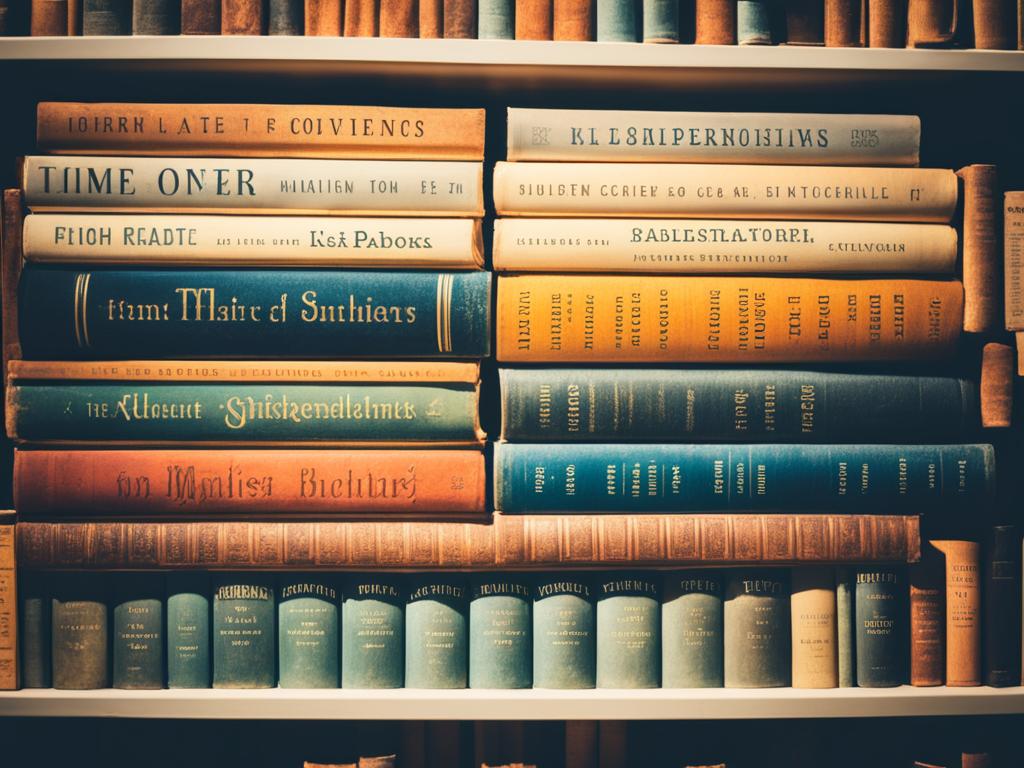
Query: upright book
469 576 533 689
342 575 405 689
212 574 275 689
724 571 790 688
533 575 595 689
51 573 110 689
166 572 210 689
112 574 164 689
854 567 906 687
596 574 660 689
278 575 340 689
405 575 468 689
0 514 13 690
983 526 1020 686
662 571 724 688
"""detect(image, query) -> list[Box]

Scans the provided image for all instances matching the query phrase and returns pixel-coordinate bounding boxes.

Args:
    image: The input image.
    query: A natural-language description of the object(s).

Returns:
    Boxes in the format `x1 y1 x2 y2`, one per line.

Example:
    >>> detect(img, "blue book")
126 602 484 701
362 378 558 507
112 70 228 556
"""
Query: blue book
597 0 639 40
19 267 491 360
596 573 660 688
469 575 532 689
533 575 596 689
495 443 994 513
167 572 211 689
643 0 679 41
479 0 514 37
737 0 773 43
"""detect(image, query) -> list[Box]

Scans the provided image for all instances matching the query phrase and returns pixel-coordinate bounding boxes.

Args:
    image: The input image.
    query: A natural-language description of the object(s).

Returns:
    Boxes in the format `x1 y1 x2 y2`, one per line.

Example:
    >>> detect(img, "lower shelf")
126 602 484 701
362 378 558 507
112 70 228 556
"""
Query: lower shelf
0 686 1022 720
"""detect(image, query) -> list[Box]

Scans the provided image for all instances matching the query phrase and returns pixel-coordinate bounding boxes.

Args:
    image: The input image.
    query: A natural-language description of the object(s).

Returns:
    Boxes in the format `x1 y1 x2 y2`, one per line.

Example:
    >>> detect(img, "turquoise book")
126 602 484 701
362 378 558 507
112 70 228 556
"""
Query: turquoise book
51 573 110 690
596 574 660 689
597 0 639 39
737 0 773 43
479 0 514 37
724 571 790 688
167 572 211 689
643 0 679 41
279 576 340 689
662 571 724 688
19 572 52 688
533 575 596 689
855 567 906 687
835 567 855 688
469 575 532 689
113 574 165 689
212 574 276 689
342 575 405 689
405 575 468 689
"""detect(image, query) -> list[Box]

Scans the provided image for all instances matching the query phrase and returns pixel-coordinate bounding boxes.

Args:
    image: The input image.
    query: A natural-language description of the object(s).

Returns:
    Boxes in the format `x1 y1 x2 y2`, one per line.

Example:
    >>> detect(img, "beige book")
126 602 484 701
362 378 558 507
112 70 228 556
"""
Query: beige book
23 214 483 268
931 540 982 686
493 163 958 222
1004 191 1024 330
790 567 839 688
493 218 957 273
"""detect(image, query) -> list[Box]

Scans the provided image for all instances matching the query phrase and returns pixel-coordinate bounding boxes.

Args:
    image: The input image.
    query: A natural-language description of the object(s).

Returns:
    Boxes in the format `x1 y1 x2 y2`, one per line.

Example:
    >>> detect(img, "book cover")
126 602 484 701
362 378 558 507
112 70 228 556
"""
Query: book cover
695 0 736 41
167 572 211 689
443 0 476 36
737 0 773 43
983 525 1021 686
643 0 679 41
790 566 837 688
554 0 592 37
516 0 553 38
83 0 129 33
479 0 514 37
854 567 906 687
661 571 724 687
268 0 302 33
533 575 595 689
724 570 790 687
380 0 417 36
342 575 405 689
958 165 1001 334
180 0 218 32
405 575 468 688
212 574 275 689
470 575 532 689
279 575 340 688
19 572 52 688
132 0 179 32
596 0 639 40
910 544 945 686
343 0 377 34
931 540 982 686
112 574 164 689
221 0 262 32
1003 192 1024 331
52 572 110 689
304 0 341 33
596 574 660 689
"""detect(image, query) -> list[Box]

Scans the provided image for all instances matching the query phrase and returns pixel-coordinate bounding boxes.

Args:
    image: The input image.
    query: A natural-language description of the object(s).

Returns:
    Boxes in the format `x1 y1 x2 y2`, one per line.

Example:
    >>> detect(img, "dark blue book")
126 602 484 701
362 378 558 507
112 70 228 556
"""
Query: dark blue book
855 567 907 687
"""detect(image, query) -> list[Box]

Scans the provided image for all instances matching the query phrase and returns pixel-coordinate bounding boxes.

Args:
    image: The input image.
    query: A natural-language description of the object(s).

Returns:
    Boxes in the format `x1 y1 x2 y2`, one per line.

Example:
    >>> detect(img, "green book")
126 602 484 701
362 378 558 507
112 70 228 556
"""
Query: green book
19 572 52 688
533 575 596 689
596 573 660 689
342 575 405 689
212 574 276 689
469 575 532 689
113 574 165 689
405 575 468 689
835 567 855 688
279 575 340 689
724 571 791 688
662 571 724 688
52 573 110 690
167 572 211 689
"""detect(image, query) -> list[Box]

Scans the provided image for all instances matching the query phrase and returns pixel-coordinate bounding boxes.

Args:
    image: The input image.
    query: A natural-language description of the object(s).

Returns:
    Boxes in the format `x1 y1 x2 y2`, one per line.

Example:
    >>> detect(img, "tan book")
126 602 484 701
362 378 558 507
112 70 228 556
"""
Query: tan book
790 566 838 688
379 0 416 36
419 0 442 36
824 0 863 45
221 0 262 33
980 342 1014 428
931 540 982 686
958 165 1002 334
1 190 23 373
304 0 342 34
343 0 378 35
0 512 15 690
907 0 958 45
1004 191 1024 330
553 0 592 38
695 0 736 42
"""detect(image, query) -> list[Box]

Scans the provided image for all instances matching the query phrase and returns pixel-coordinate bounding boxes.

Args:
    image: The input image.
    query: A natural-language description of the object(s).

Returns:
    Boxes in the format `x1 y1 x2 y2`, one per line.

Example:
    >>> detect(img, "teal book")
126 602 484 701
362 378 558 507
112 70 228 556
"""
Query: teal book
51 573 110 690
596 574 660 689
405 575 468 689
724 571 790 688
167 572 211 689
533 575 595 689
597 0 639 39
479 0 514 37
662 571 724 688
469 575 532 689
212 574 276 689
643 0 679 40
737 0 773 43
855 567 906 687
279 576 340 689
342 575 405 689
19 572 52 688
113 574 164 689
835 567 855 688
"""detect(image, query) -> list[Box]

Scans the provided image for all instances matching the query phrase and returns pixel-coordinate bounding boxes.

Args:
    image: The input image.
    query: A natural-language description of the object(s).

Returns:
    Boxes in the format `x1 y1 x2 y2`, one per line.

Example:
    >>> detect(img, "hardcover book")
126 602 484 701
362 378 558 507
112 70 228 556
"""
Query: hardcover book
596 0 639 40
854 567 906 687
212 574 275 689
167 572 211 689
0 516 14 690
51 573 110 689
533 575 596 689
983 526 1021 686
342 575 405 689
1004 191 1024 331
661 571 724 687
931 540 982 686
596 574 660 689
279 575 340 688
790 567 837 688
910 544 945 686
469 575 532 688
112 574 164 689
835 567 854 687
19 572 52 688
723 570 790 687
405 575 468 688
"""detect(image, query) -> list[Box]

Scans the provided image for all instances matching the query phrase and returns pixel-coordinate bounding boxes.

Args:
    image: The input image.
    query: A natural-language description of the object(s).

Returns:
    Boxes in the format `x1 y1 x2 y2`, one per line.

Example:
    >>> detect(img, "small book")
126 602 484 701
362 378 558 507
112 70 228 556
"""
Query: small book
112 574 164 689
662 571 724 687
470 575 533 688
596 573 660 689
167 572 211 689
533 575 596 689
51 572 110 689
279 575 340 689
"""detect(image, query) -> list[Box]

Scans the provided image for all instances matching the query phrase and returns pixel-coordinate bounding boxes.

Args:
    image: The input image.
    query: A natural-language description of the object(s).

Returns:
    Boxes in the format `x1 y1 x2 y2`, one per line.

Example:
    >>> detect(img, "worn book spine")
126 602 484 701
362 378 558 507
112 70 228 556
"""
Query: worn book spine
497 275 963 363
167 572 210 688
379 0 416 35
443 0 476 36
724 570 790 688
0 519 14 690
268 0 302 33
644 0 679 41
661 571 723 687
342 575 405 688
737 0 772 43
222 0 263 32
695 0 735 41
470 575 533 688
554 0 592 37
907 0 958 45
867 0 904 45
533 575 595 689
498 368 977 442
113 574 164 689
1004 192 1024 330
931 540 982 686
405 575 468 688
83 0 129 32
343 0 378 34
784 0 824 42
494 443 993 514
52 573 110 689
824 0 862 44
278 575 339 688
181 0 218 31
304 0 341 33
22 157 484 215
18 267 491 360
20 573 51 688
910 544 945 686
212 574 275 688
980 342 1013 428
855 567 906 687
479 0 515 36
835 567 854 687
973 0 1016 46
132 0 179 31
790 567 837 688
984 526 1020 686
516 0 553 37
32 0 68 33
596 574 660 688
15 448 487 518
597 0 639 39
419 0 442 35
958 165 1001 333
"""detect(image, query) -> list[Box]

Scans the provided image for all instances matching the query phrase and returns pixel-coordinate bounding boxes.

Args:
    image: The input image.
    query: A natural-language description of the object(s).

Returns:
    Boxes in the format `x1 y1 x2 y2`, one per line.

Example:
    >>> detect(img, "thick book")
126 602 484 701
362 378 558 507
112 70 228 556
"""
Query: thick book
305 0 342 33
20 572 51 688
696 0 736 42
379 0 417 36
278 575 340 688
443 0 475 37
661 571 724 688
212 574 275 688
972 0 1016 47
268 0 302 33
910 544 945 686
112 574 164 689
493 443 994 514
405 575 468 688
14 448 487 519
419 0 442 35
516 0 553 38
644 0 680 41
51 573 110 689
931 540 982 686
724 571 790 687
498 369 978 442
180 0 218 31
31 0 69 34
167 572 210 689
596 574 660 688
0 515 14 690
958 165 1001 334
825 0 862 44
784 0 824 42
737 0 773 43
790 567 838 688
83 0 129 33
983 526 1021 686
496 275 963 363
342 575 405 689
18 267 491 360
854 567 906 687
867 0 904 46
533 575 596 689
491 218 958 274
479 0 514 37
221 0 262 32
1004 192 1024 331
469 575 533 688
596 0 639 40
132 0 179 32
835 567 854 687
554 0 592 38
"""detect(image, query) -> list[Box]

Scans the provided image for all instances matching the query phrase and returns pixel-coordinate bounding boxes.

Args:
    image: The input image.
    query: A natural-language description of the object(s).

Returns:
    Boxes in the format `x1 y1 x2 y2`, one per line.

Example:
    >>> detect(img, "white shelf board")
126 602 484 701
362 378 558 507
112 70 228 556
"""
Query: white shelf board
1 686 1023 720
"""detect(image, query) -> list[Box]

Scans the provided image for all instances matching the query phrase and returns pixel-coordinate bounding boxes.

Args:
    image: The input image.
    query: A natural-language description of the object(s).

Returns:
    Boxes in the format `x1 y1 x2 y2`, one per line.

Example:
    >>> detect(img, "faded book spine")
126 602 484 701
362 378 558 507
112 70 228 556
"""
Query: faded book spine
972 0 1016 47
984 526 1021 686
644 0 679 41
516 0 552 38
379 0 417 36
15 448 487 518
835 567 854 687
980 342 1013 428
278 575 340 688
695 0 735 41
931 540 982 686
479 0 514 37
784 0 824 42
343 0 378 35
20 572 52 688
268 0 302 33
212 574 275 688
31 0 69 34
867 0 904 45
419 0 442 35
304 0 342 34
533 575 595 689
405 575 468 688
855 567 906 687
83 0 129 33
167 572 210 689
0 520 14 690
221 0 262 32
132 0 179 32
21 157 484 215
737 0 773 43
958 165 1001 333
824 0 862 44
596 574 660 688
112 574 164 689
491 219 958 274
180 0 218 32
661 571 723 687
790 567 837 688
52 573 110 689
469 575 533 688
910 544 945 686
443 0 476 36
1003 192 1024 330
496 275 963 363
724 570 790 688
596 0 639 40
553 0 592 37
342 575 405 689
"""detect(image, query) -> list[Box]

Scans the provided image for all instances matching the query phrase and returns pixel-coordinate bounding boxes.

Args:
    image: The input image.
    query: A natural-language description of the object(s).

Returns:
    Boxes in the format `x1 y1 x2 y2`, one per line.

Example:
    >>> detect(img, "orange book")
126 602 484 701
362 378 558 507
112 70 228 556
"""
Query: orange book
419 0 442 36
343 0 377 34
221 0 262 33
931 540 982 686
516 0 553 38
553 0 592 38
380 0 416 36
0 512 15 690
695 0 736 43
305 0 342 34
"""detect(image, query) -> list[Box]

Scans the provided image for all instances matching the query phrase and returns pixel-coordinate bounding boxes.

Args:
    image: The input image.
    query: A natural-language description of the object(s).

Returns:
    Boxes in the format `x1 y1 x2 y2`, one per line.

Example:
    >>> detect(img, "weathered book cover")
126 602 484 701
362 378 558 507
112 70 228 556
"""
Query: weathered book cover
516 0 552 37
132 0 179 32
784 0 824 42
180 0 218 31
554 0 592 37
824 0 862 44
419 0 442 35
221 0 262 33
2 189 24 372
867 0 904 45
19 572 51 688
342 575 405 688
972 0 1016 47
596 0 639 40
695 0 735 41
958 165 1001 333
31 0 69 34
907 0 958 45
661 571 723 687
533 575 595 689
167 571 210 688
304 0 341 33
910 543 945 686
737 0 773 43
443 0 475 36
835 567 854 687
1004 192 1024 330
379 0 417 35
0 514 14 690
469 575 532 688
479 0 514 37
724 570 790 687
854 567 906 687
268 0 302 33
644 0 680 41
212 574 275 688
278 575 339 688
405 575 468 688
82 0 129 33
596 574 660 688
112 574 164 689
931 540 981 686
790 566 837 688
980 342 1013 428
51 572 110 689
983 525 1021 686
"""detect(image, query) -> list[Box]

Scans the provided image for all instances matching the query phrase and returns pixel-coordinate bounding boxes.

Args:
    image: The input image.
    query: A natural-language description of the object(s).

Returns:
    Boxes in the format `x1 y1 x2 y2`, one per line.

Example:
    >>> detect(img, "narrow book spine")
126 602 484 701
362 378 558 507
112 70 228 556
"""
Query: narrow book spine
278 575 340 688
443 0 476 36
1003 192 1024 330
724 571 790 688
419 0 442 35
342 575 405 688
644 0 680 41
824 0 862 44
958 165 1002 333
596 574 660 688
221 0 263 32
695 0 735 41
972 0 1016 47
470 576 533 688
268 0 302 33
533 575 596 689
596 0 639 40
790 567 837 688
516 0 553 37
867 0 904 45
907 0 958 45
835 567 854 687
553 0 592 37
379 0 417 35
51 573 110 689
983 526 1020 686
661 571 723 687
932 540 982 686
910 544 945 686
737 0 772 43
132 0 179 32
0 521 14 690
19 573 51 688
343 0 378 34
31 0 68 34
855 567 906 687
405 576 468 688
980 342 1013 428
82 0 129 33
113 575 164 689
479 0 515 36
304 0 342 33
180 0 218 31
784 0 824 42
167 572 211 688
212 574 275 688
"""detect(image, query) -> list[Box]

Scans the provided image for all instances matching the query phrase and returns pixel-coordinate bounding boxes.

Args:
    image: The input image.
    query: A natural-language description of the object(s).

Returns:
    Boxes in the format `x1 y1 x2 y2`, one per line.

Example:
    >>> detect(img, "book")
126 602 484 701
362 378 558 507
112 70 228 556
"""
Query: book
221 0 261 31
564 721 599 768
835 567 854 687
493 443 993 514
931 540 982 686
533 575 596 689
405 575 468 688
498 368 978 442
554 0 592 37
31 0 68 34
790 567 837 688
980 342 1013 428
268 0 302 33
983 526 1020 686
505 108 920 165
516 0 553 38
783 0 824 43
958 165 1001 334
17 267 492 360
83 0 129 33
166 572 211 688
19 572 51 688
724 570 790 687
444 0 476 36
181 0 218 32
342 575 405 688
661 571 723 687
420 0 442 35
824 0 862 44
51 573 109 689
867 0 904 45
379 0 417 36
493 163 956 221
907 0 958 45
305 0 342 33
21 157 484 215
695 0 736 42
212 574 275 688
496 275 963 364
596 574 660 688
492 218 957 274
910 544 945 686
14 448 487 519
644 0 679 41
15 513 923 570
480 0 514 37
854 567 906 687
1005 192 1024 330
112 574 164 689
0 515 14 690
343 0 378 35
278 575 340 688
596 0 639 40
132 0 179 32
598 722 628 768
737 0 773 43
972 0 1016 47
3 190 23 371
469 575 533 688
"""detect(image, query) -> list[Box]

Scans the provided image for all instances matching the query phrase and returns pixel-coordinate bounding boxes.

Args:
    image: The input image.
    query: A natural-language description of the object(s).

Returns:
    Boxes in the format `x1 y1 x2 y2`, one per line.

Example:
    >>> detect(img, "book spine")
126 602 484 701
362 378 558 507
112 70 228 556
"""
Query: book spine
379 0 417 36
15 448 487 518
212 574 275 688
222 0 263 32
469 576 533 688
31 0 68 34
494 443 993 514
643 0 680 41
343 0 378 34
18 267 491 360
661 571 724 687
498 368 977 442
695 0 735 41
533 575 596 689
867 0 904 45
112 575 164 689
980 342 1013 428
405 576 468 688
565 721 599 768
737 0 772 43
596 0 639 40
516 0 553 37
167 572 211 688
910 544 945 686
824 0 862 44
180 0 218 31
854 567 906 687
958 165 1002 333
419 0 441 34
443 0 476 36
342 575 405 688
22 157 484 215
790 567 837 688
907 0 958 45
553 0 592 37
19 573 52 688
724 570 790 688
0 521 13 690
496 275 963 364
972 0 1016 47
268 0 302 33
278 575 340 688
479 0 515 37
1003 192 1024 330
984 526 1021 686
596 574 660 688
783 0 824 42
305 0 342 33
52 573 110 689
82 0 128 33
132 0 179 32
8 382 483 445
834 567 854 687
932 540 982 686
